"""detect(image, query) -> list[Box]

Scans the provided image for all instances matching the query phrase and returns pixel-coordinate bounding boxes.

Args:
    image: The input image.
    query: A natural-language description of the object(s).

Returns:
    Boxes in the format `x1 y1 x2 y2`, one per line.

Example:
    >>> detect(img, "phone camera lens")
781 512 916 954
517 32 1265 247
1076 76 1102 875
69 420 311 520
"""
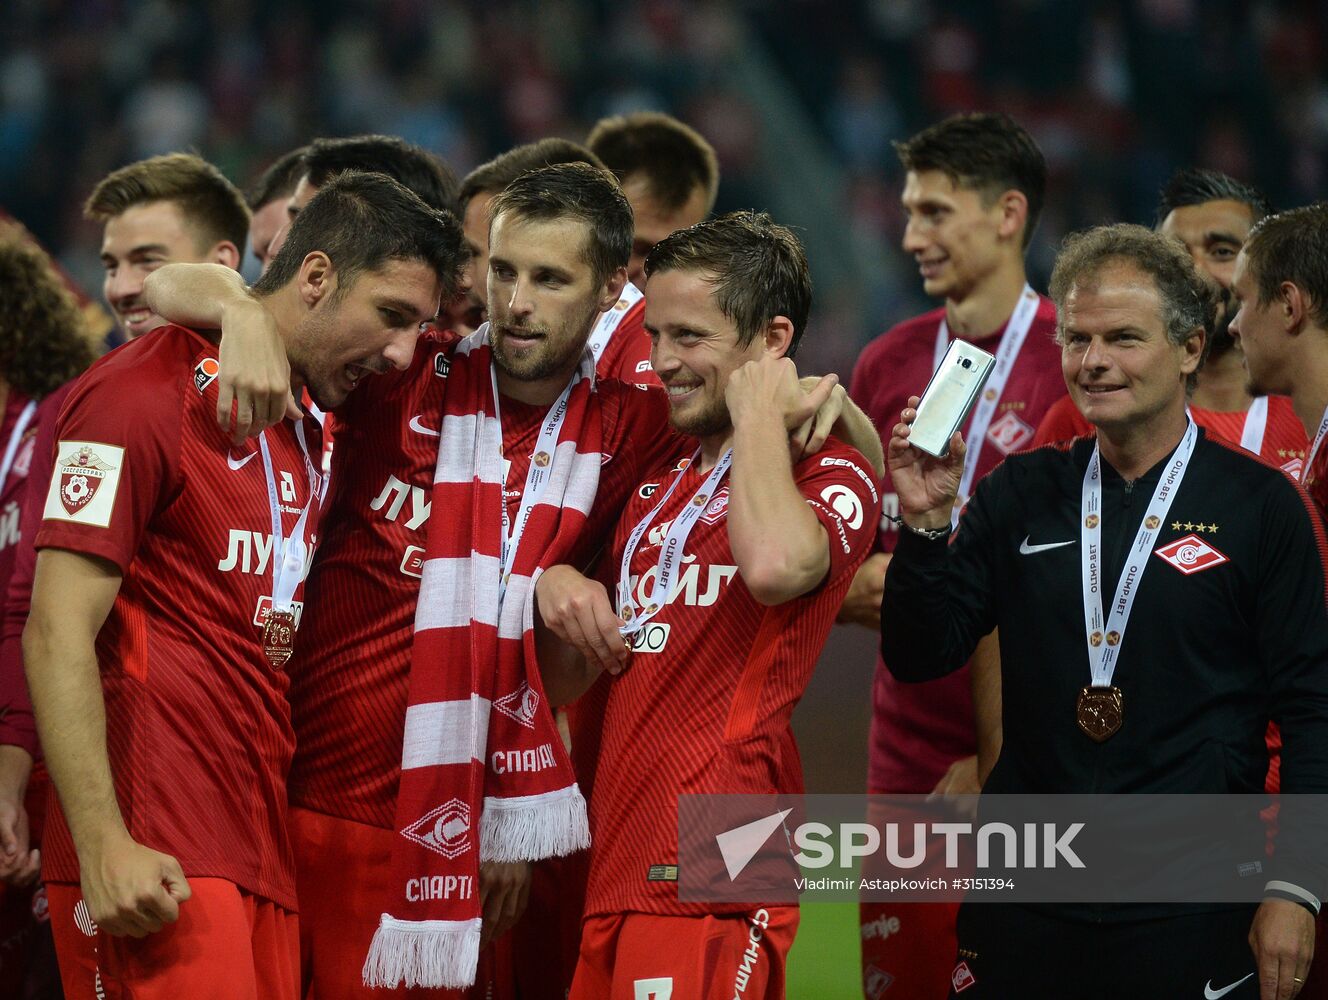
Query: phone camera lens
961 358 972 369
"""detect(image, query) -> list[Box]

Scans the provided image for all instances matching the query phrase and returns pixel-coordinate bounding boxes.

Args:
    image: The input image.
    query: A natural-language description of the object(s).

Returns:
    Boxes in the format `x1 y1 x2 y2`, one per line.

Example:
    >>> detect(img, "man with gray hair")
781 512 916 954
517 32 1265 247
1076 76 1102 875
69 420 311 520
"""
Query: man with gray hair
881 223 1328 998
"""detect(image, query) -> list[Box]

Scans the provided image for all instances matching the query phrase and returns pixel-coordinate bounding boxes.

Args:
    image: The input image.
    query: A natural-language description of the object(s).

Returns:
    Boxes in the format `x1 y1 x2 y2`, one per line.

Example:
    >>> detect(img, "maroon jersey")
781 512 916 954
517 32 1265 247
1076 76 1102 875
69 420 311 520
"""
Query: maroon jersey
34 325 324 908
595 296 659 388
288 316 680 828
584 439 879 918
0 384 69 756
287 329 456 824
850 298 1065 794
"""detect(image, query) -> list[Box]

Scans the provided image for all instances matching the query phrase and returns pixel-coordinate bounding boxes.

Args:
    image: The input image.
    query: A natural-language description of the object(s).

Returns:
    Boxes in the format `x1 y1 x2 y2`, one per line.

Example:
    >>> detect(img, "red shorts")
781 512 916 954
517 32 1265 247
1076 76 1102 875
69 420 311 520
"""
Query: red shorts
570 907 798 1000
859 900 958 1000
47 878 298 1000
289 805 511 1000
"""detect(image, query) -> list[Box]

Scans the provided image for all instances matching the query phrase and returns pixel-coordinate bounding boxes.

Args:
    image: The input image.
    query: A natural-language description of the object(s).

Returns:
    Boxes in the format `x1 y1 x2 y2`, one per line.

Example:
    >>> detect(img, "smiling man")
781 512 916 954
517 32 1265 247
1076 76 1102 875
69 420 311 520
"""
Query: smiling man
532 212 879 999
881 223 1328 1000
24 171 463 1000
85 153 250 341
844 112 1064 997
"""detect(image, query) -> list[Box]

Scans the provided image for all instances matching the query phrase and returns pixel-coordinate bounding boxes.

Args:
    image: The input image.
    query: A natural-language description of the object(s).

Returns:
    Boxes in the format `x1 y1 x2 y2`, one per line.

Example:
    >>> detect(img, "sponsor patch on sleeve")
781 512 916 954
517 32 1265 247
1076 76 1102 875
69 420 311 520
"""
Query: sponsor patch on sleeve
43 441 125 528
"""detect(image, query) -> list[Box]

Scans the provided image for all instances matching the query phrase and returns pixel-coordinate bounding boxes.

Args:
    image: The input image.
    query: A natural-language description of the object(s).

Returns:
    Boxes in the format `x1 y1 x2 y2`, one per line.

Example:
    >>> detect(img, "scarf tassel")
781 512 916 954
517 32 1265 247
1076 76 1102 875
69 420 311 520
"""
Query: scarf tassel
479 785 591 863
362 915 482 989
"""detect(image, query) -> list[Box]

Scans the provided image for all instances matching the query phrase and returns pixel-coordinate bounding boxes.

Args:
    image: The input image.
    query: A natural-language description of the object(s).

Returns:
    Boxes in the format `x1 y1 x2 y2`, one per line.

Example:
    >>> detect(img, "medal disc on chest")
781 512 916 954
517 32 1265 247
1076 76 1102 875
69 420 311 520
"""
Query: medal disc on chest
262 607 296 668
1076 685 1123 742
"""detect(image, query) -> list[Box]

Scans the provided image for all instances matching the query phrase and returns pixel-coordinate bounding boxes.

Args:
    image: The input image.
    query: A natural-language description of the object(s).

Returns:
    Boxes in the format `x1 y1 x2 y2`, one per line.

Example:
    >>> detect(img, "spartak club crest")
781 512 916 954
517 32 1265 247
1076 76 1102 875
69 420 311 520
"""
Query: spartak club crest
58 446 115 515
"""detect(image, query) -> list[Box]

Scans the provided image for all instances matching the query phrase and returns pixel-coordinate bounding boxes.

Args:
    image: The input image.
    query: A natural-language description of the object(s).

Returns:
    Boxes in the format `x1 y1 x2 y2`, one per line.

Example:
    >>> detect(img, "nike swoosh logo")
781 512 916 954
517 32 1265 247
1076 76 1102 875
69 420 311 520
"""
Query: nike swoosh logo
1204 973 1253 998
1019 536 1075 555
409 415 440 437
226 451 258 471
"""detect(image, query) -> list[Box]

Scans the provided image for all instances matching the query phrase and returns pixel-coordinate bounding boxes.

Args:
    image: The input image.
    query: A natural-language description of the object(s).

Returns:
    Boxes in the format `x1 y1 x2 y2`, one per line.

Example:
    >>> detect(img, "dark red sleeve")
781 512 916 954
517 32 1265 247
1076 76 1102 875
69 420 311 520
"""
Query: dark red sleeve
596 304 659 388
794 442 882 584
1032 393 1093 446
34 360 180 573
0 384 73 755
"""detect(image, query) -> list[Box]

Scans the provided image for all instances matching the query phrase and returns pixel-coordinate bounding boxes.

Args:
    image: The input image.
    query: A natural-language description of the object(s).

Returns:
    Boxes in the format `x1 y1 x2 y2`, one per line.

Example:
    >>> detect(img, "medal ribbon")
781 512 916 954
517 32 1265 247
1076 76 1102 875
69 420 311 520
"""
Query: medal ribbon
1239 395 1268 455
934 284 1039 524
616 447 733 636
1080 418 1197 688
1302 404 1328 486
257 422 320 614
586 283 644 363
0 401 36 493
491 360 585 605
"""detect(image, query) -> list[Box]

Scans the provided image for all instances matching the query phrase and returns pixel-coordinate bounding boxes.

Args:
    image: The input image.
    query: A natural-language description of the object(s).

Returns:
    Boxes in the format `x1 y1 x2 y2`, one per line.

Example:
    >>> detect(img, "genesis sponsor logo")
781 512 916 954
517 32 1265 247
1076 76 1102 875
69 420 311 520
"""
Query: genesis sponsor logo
820 485 864 531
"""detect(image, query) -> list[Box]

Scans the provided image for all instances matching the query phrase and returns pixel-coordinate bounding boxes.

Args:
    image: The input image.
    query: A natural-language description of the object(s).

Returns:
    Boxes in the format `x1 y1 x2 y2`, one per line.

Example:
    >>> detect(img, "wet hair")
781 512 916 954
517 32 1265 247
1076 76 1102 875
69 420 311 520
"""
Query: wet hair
253 171 468 303
645 211 812 356
487 162 632 286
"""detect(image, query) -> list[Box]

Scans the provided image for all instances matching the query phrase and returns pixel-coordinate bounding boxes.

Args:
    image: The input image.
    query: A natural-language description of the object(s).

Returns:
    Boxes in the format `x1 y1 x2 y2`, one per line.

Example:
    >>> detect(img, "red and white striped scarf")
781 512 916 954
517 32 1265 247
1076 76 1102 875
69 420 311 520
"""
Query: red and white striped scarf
365 326 598 988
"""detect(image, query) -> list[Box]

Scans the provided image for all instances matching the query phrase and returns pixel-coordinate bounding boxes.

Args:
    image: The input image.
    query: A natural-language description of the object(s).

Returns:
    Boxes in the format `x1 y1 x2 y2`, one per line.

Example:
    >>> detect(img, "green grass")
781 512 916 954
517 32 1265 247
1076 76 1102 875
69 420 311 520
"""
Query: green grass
787 901 861 999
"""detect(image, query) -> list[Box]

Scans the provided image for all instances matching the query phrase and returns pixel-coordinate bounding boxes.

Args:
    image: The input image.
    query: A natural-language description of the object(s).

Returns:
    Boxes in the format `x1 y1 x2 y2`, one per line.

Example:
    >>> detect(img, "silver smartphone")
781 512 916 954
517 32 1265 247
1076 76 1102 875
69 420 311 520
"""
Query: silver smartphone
909 340 997 457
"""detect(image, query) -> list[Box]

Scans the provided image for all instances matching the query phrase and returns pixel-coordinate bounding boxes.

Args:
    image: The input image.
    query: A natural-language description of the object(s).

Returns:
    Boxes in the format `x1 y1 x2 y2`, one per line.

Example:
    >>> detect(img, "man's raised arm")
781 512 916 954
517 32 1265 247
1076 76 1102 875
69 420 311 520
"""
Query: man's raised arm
144 263 297 442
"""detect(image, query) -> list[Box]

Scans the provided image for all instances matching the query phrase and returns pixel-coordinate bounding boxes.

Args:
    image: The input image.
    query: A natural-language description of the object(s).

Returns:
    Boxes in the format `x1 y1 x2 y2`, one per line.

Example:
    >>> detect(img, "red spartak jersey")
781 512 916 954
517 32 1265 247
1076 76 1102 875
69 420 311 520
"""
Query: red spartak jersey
288 318 681 827
850 298 1065 794
584 439 880 918
1035 394 1309 479
0 383 71 756
287 328 456 823
34 325 324 908
595 295 659 388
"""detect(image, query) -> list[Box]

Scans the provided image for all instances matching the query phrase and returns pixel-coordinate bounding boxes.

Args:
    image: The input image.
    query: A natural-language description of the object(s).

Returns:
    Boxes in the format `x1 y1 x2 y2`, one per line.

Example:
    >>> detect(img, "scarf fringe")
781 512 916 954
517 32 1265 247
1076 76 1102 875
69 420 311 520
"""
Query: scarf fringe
480 784 590 862
362 915 481 989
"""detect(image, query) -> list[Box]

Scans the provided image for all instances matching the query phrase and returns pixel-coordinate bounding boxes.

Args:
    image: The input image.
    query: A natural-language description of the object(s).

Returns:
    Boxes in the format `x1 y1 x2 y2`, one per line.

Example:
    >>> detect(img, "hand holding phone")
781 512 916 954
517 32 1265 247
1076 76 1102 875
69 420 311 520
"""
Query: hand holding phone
909 340 996 457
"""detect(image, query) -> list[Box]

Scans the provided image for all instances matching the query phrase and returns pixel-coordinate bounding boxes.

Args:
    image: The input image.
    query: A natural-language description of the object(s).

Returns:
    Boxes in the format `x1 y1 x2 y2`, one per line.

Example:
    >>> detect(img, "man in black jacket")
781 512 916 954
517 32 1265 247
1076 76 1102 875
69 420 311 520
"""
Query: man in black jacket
881 223 1328 1000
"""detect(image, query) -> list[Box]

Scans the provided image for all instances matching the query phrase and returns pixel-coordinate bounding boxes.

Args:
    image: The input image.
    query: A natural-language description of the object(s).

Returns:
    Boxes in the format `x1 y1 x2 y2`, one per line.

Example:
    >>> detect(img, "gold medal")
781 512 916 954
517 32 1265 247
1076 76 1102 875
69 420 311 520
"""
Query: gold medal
1076 685 1122 742
262 607 296 669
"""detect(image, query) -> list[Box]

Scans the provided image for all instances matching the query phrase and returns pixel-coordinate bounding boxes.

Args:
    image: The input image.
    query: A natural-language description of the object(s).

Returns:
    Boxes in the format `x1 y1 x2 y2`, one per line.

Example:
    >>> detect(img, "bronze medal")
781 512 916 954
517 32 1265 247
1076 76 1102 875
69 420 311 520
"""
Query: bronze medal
262 607 296 669
1076 685 1123 742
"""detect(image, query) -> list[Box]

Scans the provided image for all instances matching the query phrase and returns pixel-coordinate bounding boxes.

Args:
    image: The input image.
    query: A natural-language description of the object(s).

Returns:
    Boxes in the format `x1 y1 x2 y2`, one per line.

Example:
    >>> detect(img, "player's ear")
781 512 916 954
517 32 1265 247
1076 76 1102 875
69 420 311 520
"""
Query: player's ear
1282 281 1307 334
298 252 336 308
208 241 242 271
597 265 628 313
996 190 1029 245
763 315 795 359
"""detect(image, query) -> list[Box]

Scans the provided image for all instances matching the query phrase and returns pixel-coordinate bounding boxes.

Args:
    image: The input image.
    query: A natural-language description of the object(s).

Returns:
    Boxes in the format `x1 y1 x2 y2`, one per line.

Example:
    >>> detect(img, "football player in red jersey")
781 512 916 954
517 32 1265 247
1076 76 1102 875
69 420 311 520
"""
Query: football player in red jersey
1230 204 1328 517
454 139 657 383
145 162 879 999
245 146 307 275
88 153 250 345
24 171 464 1000
455 139 605 336
587 111 719 292
533 211 879 1000
843 112 1063 999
